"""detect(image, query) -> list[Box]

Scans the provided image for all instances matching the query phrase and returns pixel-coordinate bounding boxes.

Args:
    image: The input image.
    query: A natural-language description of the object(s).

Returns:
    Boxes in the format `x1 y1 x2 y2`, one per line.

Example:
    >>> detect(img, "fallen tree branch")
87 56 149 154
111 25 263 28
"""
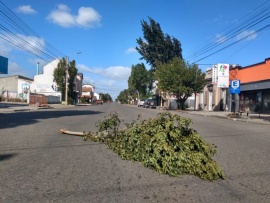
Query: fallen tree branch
59 129 85 136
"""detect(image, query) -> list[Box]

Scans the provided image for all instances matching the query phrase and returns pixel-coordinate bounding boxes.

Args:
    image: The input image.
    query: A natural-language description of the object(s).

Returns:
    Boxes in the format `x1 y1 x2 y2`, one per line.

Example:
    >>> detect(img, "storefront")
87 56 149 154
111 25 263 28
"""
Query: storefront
239 81 270 114
229 58 270 115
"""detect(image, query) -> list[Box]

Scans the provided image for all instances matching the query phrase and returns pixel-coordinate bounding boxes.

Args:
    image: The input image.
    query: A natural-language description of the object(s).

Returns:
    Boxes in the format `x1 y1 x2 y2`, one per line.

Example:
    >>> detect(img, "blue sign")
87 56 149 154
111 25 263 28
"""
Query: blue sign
0 55 8 74
230 80 240 94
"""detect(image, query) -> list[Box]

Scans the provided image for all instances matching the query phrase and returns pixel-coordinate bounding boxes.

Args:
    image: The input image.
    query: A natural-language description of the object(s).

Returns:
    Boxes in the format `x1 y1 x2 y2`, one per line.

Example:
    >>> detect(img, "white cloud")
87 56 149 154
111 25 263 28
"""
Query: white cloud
125 47 137 54
77 64 130 100
0 40 12 56
6 61 28 76
18 34 46 54
0 33 45 56
82 74 128 100
47 4 101 28
76 7 101 28
215 34 227 44
236 30 257 41
47 4 75 28
77 64 131 80
16 5 37 14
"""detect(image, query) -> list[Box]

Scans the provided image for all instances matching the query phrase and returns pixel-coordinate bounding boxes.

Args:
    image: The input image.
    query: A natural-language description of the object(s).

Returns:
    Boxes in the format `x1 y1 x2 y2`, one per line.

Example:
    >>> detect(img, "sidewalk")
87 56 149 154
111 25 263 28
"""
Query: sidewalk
182 109 270 125
0 102 75 113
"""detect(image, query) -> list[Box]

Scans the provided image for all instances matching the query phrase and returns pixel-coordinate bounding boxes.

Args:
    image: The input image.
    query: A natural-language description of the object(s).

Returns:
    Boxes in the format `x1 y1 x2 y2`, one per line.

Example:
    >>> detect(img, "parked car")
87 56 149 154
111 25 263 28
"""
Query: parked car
96 99 103 105
143 98 157 108
137 99 145 107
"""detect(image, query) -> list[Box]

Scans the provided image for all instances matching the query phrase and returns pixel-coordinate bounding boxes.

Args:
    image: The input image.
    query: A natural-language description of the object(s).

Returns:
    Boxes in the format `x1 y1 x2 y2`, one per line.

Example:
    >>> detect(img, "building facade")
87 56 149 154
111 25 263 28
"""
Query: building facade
81 84 94 102
199 66 230 112
229 58 270 114
32 59 62 101
0 75 33 101
198 58 270 114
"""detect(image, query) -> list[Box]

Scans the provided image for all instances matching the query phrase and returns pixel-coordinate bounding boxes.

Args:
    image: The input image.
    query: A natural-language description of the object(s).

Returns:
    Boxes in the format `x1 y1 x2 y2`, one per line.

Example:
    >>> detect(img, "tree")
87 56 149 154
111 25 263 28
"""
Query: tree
53 57 78 104
68 60 78 104
53 58 66 101
136 17 183 71
100 93 112 103
155 58 206 110
116 89 130 104
128 63 148 99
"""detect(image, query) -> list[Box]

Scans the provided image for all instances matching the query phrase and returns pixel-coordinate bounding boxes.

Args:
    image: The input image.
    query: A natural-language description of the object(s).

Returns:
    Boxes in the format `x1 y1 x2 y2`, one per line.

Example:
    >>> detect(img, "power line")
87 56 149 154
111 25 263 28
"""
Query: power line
193 22 270 63
186 0 270 64
0 1 66 61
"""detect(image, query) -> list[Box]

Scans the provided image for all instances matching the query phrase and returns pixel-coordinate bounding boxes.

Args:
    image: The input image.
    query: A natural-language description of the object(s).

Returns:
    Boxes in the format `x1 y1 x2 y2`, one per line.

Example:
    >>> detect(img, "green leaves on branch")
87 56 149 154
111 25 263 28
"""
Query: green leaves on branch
83 112 225 181
136 17 183 69
128 63 149 98
155 58 207 110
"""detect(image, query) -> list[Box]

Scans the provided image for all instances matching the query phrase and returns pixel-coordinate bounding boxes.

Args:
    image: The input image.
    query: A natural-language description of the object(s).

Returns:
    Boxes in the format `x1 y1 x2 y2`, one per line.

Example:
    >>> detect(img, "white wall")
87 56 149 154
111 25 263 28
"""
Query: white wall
32 59 59 93
31 59 62 100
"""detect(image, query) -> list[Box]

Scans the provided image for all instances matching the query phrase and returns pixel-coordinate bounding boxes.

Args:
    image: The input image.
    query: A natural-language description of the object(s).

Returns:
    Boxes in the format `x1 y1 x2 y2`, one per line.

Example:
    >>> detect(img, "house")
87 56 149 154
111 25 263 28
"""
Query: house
0 75 33 101
81 84 94 102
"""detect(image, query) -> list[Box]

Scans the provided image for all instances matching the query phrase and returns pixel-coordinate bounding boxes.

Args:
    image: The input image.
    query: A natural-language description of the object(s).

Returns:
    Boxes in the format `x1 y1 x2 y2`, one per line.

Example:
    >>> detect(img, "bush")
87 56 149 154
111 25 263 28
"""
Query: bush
83 112 225 181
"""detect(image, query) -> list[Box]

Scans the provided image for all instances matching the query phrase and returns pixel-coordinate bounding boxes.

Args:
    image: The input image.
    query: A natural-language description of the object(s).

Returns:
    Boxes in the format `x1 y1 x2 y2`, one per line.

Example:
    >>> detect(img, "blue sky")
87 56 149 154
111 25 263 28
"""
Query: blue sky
1 0 270 100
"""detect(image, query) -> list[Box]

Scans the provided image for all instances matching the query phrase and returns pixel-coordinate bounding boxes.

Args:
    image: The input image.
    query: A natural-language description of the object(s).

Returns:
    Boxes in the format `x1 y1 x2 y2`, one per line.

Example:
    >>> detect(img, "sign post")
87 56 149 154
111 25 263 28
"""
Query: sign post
230 80 240 94
230 80 240 113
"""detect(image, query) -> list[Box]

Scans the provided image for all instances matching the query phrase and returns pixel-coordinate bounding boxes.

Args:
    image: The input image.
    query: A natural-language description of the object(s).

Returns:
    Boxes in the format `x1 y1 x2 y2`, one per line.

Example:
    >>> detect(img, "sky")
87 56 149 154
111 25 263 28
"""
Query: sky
0 0 270 100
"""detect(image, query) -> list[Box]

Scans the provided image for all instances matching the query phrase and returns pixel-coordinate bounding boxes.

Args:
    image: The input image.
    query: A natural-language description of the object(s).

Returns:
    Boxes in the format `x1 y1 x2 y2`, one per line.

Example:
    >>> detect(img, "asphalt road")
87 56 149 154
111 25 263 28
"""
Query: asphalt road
0 103 270 203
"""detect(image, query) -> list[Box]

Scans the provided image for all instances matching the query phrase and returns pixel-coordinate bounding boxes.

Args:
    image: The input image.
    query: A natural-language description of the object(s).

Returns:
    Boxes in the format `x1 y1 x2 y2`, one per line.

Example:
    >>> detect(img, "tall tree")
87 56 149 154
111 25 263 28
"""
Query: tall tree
136 17 183 71
53 58 78 104
53 58 66 101
128 63 148 98
155 58 206 110
68 60 78 104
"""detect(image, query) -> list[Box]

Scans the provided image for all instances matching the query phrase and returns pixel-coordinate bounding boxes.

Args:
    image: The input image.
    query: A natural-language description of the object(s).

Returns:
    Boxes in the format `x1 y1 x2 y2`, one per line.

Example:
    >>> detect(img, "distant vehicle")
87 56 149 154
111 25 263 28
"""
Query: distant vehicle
96 99 103 105
143 98 156 109
137 99 145 107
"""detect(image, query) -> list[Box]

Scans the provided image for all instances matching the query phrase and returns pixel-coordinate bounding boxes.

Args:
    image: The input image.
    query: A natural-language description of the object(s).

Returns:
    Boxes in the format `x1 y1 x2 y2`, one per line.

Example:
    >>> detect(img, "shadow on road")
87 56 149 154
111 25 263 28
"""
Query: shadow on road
0 109 103 129
0 102 28 109
0 142 102 152
0 153 18 161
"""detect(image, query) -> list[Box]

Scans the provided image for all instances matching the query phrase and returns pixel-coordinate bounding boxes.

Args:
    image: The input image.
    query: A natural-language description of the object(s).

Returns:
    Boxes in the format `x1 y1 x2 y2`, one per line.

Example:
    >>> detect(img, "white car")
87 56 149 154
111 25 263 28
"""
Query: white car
137 100 145 107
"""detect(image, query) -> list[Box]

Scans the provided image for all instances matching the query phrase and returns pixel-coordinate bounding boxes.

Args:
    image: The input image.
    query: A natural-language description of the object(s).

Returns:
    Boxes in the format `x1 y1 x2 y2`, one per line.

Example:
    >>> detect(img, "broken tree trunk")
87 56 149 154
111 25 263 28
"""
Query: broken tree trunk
59 129 85 136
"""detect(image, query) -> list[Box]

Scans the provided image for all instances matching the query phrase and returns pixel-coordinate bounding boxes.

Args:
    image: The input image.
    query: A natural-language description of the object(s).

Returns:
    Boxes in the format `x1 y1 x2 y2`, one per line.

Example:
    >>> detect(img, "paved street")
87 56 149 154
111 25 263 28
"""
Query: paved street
0 103 270 202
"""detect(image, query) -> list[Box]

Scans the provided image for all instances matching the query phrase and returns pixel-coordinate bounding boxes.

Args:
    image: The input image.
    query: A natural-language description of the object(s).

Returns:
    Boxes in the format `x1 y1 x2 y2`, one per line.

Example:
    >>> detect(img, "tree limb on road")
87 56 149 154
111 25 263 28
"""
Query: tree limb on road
59 129 85 136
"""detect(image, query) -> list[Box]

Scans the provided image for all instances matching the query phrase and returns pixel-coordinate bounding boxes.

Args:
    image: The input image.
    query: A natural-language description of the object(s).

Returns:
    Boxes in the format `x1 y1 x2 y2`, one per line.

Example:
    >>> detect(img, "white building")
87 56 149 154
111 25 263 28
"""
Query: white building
0 75 33 101
31 59 62 103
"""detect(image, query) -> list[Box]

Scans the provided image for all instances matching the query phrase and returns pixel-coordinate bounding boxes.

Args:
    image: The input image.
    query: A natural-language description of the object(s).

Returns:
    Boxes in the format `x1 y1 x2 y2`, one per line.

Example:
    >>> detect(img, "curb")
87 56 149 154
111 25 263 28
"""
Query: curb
190 112 270 125
13 109 31 112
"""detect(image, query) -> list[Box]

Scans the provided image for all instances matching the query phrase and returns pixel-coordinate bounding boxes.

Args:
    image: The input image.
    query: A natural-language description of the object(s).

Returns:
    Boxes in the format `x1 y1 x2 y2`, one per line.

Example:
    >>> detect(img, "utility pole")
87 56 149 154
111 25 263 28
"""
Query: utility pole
194 66 197 111
64 52 81 105
65 56 69 105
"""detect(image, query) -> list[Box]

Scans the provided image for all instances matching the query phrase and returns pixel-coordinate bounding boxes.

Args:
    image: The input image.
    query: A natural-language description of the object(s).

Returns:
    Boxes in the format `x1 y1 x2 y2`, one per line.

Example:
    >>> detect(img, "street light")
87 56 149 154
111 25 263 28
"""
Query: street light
65 52 81 105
